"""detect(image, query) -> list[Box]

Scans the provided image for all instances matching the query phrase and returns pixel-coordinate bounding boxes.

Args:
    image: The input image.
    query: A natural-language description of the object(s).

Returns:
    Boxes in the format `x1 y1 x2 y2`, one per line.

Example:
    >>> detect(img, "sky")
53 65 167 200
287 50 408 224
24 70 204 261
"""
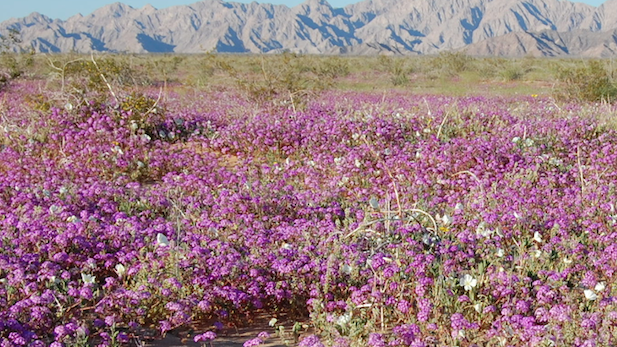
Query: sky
0 0 609 24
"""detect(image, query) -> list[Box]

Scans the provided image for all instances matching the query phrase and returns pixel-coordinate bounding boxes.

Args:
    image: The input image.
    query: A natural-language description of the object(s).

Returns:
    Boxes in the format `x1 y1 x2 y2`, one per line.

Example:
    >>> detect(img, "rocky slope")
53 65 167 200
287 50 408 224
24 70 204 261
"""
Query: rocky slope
2 0 617 56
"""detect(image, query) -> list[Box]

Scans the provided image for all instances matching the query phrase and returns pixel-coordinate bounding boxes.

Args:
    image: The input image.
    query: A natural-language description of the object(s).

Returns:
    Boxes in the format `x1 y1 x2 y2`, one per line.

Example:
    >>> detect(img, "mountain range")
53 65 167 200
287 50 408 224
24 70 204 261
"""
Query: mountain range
2 0 617 56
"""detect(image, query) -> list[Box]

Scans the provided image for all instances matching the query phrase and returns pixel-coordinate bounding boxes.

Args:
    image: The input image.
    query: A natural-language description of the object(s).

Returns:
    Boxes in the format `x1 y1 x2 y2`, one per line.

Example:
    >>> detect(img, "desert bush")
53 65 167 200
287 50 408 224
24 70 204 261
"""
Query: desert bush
118 92 164 130
211 53 343 110
430 51 474 77
183 55 216 87
377 55 411 86
146 55 185 87
44 55 144 110
555 60 617 103
499 65 525 81
0 29 33 91
314 56 350 80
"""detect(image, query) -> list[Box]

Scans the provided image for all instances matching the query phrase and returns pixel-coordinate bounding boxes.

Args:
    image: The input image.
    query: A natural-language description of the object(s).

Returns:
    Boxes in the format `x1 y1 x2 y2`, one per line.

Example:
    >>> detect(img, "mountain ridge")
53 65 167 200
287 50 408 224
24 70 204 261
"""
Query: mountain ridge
2 0 617 56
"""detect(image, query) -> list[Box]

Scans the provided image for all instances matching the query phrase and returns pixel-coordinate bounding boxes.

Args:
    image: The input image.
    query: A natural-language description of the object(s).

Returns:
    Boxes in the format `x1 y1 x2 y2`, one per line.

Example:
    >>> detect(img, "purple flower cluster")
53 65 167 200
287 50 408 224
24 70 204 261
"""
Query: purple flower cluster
1 82 617 345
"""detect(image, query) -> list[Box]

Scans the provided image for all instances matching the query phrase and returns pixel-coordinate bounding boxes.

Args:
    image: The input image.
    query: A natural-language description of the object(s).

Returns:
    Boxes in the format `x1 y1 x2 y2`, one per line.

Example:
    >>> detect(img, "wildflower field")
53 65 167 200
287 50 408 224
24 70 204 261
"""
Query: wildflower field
2 54 617 347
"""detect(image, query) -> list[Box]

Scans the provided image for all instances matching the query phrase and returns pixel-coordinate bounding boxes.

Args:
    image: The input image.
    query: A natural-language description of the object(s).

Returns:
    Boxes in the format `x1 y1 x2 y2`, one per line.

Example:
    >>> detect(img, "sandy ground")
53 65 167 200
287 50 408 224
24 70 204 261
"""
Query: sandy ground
143 326 288 347
139 315 301 347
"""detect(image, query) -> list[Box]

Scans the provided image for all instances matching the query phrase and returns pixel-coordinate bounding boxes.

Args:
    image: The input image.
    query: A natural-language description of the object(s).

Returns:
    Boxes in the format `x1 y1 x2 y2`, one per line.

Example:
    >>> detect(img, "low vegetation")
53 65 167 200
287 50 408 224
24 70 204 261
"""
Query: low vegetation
1 50 617 347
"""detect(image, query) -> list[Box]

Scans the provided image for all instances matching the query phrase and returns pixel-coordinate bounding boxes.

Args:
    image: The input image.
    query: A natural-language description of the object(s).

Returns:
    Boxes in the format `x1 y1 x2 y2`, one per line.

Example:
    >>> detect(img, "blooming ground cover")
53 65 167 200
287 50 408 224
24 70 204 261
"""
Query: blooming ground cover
1 80 617 347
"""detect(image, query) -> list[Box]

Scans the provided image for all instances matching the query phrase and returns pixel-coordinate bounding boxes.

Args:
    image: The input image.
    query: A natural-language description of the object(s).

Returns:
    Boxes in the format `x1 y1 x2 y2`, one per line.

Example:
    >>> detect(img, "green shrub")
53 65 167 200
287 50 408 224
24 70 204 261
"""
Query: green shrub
431 52 474 77
555 60 617 103
315 56 350 80
43 55 151 114
0 29 33 90
499 65 526 81
377 55 411 86
146 55 185 86
211 53 343 110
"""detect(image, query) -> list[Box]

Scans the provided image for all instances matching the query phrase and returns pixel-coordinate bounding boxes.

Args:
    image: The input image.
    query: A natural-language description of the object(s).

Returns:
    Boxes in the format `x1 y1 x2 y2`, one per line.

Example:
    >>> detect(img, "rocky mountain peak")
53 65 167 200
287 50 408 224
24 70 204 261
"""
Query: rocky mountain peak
1 0 617 56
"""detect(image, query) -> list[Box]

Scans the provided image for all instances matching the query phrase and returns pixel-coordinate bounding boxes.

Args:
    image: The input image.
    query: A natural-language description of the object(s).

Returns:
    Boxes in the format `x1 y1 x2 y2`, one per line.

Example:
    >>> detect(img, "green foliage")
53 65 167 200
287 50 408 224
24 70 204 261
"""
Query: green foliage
556 60 617 103
183 56 216 87
60 57 140 93
431 51 474 77
42 55 152 116
377 55 411 86
146 55 185 85
211 53 346 109
118 92 164 130
0 29 33 91
314 56 350 80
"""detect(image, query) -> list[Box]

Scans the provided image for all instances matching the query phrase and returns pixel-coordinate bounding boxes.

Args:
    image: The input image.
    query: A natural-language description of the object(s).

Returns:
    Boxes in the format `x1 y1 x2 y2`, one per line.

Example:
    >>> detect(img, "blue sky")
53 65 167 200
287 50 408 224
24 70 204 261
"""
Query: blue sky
0 0 608 23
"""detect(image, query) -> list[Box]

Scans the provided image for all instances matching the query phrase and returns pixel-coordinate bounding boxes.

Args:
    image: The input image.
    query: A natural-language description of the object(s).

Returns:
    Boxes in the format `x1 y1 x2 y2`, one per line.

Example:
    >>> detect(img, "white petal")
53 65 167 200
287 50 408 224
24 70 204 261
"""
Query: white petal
584 289 597 301
81 273 96 284
156 233 170 246
115 264 126 277
441 214 452 225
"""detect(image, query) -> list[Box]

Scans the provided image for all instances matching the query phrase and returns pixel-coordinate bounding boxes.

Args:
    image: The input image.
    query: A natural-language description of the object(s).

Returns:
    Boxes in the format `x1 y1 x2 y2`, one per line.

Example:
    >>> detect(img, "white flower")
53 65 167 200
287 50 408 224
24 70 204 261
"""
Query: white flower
533 231 543 243
66 215 80 223
268 318 278 327
563 257 573 264
341 264 353 275
584 289 597 301
48 204 62 215
369 197 379 209
441 214 452 226
111 146 124 155
459 274 478 291
512 137 521 143
496 248 505 257
115 264 126 277
58 186 68 195
524 138 535 147
281 243 292 250
156 233 170 247
454 203 464 211
354 159 362 168
595 282 606 292
533 250 542 258
336 312 352 326
81 273 96 284
476 222 492 238
474 303 482 313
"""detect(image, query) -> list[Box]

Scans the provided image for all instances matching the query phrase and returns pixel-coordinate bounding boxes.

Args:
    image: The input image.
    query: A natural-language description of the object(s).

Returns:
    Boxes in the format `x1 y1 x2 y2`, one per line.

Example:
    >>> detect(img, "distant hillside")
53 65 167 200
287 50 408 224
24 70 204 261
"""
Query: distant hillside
2 0 617 56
